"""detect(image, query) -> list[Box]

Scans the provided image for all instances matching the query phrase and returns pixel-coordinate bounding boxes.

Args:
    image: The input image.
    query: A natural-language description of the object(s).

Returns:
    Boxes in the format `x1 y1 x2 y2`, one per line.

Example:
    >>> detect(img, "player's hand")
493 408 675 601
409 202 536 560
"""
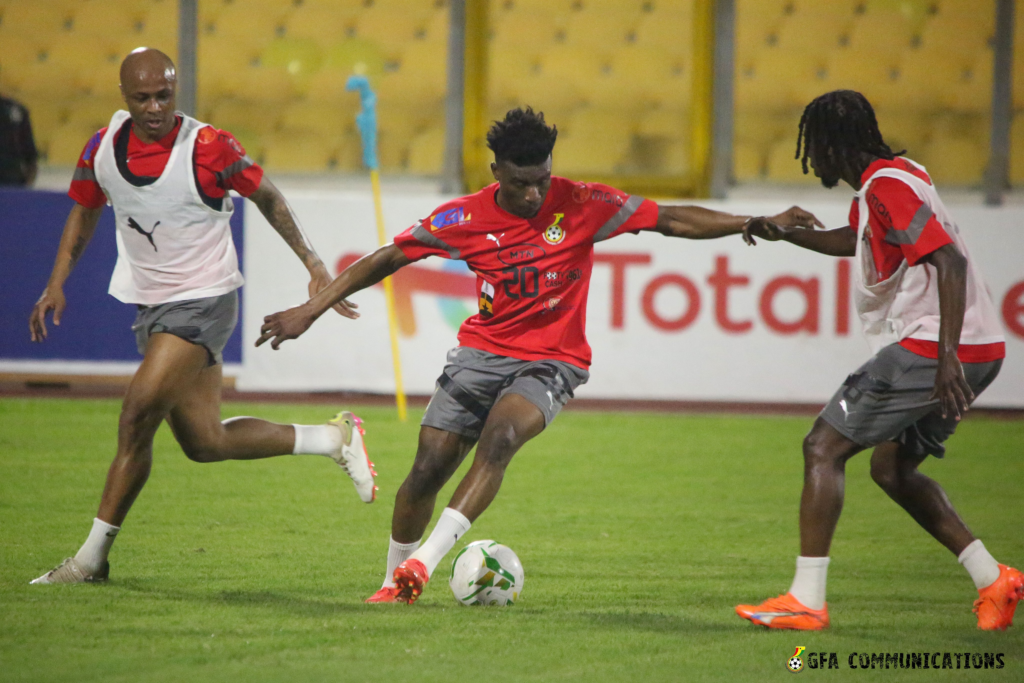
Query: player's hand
308 264 359 320
770 205 825 230
930 354 974 420
29 287 66 342
742 217 785 245
256 304 317 350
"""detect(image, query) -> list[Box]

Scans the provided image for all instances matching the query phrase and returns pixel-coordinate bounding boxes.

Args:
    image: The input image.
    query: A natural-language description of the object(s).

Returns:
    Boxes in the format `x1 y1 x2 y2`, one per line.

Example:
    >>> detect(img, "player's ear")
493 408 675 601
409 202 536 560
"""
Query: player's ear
490 162 499 181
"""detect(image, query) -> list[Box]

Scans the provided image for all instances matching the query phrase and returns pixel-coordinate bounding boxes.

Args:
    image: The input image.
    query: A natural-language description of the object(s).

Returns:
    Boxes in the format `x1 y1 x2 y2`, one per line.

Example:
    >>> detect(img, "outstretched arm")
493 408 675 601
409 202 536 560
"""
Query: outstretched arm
920 243 972 420
29 202 103 341
655 204 822 240
248 176 357 317
744 216 856 256
256 243 411 349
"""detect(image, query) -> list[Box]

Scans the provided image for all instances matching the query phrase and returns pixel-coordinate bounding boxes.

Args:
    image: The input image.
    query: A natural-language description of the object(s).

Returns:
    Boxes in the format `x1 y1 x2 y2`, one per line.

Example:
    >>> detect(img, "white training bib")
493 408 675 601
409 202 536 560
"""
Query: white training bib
853 160 1004 354
93 110 244 305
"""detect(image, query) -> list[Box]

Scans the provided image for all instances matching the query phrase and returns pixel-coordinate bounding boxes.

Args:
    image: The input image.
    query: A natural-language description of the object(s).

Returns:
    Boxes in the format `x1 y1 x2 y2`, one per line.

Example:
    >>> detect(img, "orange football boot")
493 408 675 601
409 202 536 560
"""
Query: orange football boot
735 592 830 630
365 586 403 603
973 564 1024 631
392 559 429 605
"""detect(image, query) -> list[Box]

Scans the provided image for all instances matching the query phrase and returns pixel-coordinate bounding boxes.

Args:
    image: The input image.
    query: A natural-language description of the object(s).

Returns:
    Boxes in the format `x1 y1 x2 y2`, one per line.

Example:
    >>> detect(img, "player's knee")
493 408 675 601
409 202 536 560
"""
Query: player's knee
180 441 219 463
802 429 835 467
478 422 519 467
869 456 899 494
118 401 163 440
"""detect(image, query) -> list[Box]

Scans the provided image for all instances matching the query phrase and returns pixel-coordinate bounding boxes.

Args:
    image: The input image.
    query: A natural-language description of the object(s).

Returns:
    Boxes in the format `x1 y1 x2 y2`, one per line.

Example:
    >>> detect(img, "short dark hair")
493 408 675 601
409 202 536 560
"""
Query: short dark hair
486 107 558 166
796 90 904 175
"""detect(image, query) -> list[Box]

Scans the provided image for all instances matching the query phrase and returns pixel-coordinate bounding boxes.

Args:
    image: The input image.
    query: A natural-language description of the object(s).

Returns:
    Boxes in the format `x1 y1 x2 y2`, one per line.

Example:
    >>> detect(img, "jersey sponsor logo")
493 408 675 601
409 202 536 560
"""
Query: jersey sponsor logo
572 182 589 204
544 268 582 288
219 132 245 156
430 206 471 232
867 191 891 225
543 213 566 244
497 243 546 265
127 217 160 251
539 296 574 314
591 189 626 207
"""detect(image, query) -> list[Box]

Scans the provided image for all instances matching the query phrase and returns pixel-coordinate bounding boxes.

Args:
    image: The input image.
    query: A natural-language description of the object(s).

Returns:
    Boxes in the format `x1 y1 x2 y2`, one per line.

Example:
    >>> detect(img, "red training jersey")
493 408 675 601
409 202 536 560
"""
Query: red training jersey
848 157 1004 363
69 115 264 209
394 177 660 369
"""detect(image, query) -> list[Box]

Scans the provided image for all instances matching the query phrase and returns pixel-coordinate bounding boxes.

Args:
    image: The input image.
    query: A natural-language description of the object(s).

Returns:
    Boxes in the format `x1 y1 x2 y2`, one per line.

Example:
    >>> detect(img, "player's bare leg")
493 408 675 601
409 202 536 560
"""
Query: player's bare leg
799 418 864 557
869 442 975 555
366 428 476 602
391 427 476 543
98 333 209 526
446 393 546 521
391 394 545 603
165 362 293 462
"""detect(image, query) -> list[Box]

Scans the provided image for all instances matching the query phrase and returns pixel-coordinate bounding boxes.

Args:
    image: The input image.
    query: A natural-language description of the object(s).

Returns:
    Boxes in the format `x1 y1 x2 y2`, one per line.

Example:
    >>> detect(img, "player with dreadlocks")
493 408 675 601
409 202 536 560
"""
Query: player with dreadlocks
256 106 822 604
735 90 1020 631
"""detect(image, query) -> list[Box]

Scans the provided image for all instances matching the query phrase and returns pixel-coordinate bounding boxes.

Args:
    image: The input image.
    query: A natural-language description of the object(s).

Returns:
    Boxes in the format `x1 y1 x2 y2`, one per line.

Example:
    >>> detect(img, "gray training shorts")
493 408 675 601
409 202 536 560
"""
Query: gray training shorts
132 290 238 366
820 343 1002 458
421 346 590 440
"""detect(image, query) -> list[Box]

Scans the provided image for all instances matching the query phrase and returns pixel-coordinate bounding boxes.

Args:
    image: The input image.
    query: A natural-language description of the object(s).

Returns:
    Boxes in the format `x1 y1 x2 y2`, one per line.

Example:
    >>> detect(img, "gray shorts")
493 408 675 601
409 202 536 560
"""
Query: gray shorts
820 343 1002 458
421 346 590 440
132 290 238 366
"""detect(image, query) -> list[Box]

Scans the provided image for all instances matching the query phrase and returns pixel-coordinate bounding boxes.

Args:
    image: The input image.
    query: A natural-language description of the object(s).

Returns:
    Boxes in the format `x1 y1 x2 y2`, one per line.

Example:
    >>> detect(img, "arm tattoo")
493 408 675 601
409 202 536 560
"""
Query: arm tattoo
258 191 321 270
68 233 89 268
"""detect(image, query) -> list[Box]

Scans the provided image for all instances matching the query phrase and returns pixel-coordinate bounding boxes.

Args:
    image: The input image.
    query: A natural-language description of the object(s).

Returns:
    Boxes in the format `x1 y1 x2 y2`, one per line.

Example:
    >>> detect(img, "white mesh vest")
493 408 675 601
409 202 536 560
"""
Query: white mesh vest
853 160 1004 354
93 110 244 305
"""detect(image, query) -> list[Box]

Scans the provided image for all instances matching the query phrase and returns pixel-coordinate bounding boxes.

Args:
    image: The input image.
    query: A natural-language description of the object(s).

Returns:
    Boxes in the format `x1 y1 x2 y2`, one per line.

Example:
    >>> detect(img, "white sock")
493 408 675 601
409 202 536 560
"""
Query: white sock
292 424 341 456
408 507 472 577
959 539 1001 590
382 537 421 588
74 518 120 574
788 556 830 611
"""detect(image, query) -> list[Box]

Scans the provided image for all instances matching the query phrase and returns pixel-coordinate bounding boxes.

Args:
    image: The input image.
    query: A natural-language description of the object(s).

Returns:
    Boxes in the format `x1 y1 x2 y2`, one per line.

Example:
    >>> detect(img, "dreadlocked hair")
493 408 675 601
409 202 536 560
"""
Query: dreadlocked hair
486 107 558 166
796 90 904 175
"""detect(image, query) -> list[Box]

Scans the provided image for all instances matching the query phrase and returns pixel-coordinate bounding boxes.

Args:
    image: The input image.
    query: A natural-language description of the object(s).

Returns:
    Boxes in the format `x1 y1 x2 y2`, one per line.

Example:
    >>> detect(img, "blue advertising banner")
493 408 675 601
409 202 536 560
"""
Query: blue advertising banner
0 189 244 364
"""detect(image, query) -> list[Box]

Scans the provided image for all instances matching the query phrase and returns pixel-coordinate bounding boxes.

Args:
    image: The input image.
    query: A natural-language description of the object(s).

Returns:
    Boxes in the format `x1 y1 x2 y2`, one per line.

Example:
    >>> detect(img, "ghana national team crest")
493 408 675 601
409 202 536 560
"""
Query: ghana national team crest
543 213 566 244
787 646 806 673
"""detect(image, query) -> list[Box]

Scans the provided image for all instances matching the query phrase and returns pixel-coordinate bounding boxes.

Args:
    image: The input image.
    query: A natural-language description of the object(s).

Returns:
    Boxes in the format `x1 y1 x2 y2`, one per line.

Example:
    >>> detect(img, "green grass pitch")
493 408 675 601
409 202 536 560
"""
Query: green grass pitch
1 397 1022 682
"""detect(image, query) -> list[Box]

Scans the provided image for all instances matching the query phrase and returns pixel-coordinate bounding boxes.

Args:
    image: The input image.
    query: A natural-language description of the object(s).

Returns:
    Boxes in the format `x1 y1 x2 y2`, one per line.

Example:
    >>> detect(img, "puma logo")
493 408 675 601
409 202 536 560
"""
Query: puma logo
128 217 160 251
486 232 505 247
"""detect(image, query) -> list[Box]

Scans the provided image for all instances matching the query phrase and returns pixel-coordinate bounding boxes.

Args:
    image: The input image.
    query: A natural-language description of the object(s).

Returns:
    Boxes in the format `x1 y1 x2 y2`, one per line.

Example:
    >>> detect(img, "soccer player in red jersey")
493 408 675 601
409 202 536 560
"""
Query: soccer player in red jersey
736 91 1021 631
257 107 819 603
29 49 375 585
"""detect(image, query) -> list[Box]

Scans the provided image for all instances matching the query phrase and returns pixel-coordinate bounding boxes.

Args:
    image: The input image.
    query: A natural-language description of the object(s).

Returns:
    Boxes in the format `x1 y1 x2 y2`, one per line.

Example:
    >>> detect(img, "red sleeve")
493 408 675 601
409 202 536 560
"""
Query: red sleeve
582 183 660 242
868 177 953 266
394 206 466 262
68 128 108 209
193 126 264 198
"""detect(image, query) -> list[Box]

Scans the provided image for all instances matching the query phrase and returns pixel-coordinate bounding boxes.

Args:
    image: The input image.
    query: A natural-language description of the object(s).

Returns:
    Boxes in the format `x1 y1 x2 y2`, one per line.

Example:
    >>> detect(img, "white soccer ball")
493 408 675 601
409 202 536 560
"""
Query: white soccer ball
448 539 524 606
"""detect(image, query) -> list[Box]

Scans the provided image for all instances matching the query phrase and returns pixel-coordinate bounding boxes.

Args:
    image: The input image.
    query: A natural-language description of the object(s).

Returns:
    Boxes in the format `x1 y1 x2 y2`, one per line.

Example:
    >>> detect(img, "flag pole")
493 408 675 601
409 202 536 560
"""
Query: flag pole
347 75 408 422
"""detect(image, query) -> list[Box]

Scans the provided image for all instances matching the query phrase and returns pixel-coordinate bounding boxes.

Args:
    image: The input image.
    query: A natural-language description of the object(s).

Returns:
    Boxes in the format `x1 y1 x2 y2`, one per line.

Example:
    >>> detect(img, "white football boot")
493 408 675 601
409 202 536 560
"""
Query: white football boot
31 557 109 584
328 411 377 503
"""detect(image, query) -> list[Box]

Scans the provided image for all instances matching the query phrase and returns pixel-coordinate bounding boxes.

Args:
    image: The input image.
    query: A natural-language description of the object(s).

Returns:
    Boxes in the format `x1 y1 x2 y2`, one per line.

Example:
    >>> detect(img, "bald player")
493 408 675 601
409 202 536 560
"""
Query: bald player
29 49 376 585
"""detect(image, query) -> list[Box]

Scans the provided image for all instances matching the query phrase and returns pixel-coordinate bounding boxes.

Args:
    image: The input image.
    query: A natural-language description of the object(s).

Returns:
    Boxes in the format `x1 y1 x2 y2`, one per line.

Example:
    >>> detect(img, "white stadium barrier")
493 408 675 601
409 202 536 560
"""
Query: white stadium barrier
239 192 1024 408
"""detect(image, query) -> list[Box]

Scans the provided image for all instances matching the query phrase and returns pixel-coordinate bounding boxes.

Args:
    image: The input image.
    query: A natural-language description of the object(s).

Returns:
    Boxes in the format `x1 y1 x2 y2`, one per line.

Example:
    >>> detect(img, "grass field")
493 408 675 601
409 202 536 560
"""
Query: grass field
1 397 1022 682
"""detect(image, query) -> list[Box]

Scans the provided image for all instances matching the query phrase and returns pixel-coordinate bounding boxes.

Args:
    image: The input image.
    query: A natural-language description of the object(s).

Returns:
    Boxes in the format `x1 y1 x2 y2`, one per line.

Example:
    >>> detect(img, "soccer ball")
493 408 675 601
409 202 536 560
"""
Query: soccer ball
448 540 524 606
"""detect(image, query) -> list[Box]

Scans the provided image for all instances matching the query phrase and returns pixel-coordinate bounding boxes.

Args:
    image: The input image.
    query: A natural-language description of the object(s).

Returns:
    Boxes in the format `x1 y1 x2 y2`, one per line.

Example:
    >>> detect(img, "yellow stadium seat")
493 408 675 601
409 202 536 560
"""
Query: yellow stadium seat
263 132 340 172
637 108 688 139
901 51 992 113
406 126 445 175
65 96 124 131
490 9 564 59
47 123 98 165
874 110 931 158
918 134 987 185
555 108 633 176
846 10 916 55
772 12 849 60
277 102 341 136
68 1 147 42
766 137 818 183
823 52 902 109
919 15 992 54
735 55 822 110
210 99 280 137
0 3 73 42
262 38 323 77
354 10 430 60
562 11 637 50
733 139 766 181
377 129 410 171
207 3 281 58
631 4 694 57
284 5 359 46
609 47 688 109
